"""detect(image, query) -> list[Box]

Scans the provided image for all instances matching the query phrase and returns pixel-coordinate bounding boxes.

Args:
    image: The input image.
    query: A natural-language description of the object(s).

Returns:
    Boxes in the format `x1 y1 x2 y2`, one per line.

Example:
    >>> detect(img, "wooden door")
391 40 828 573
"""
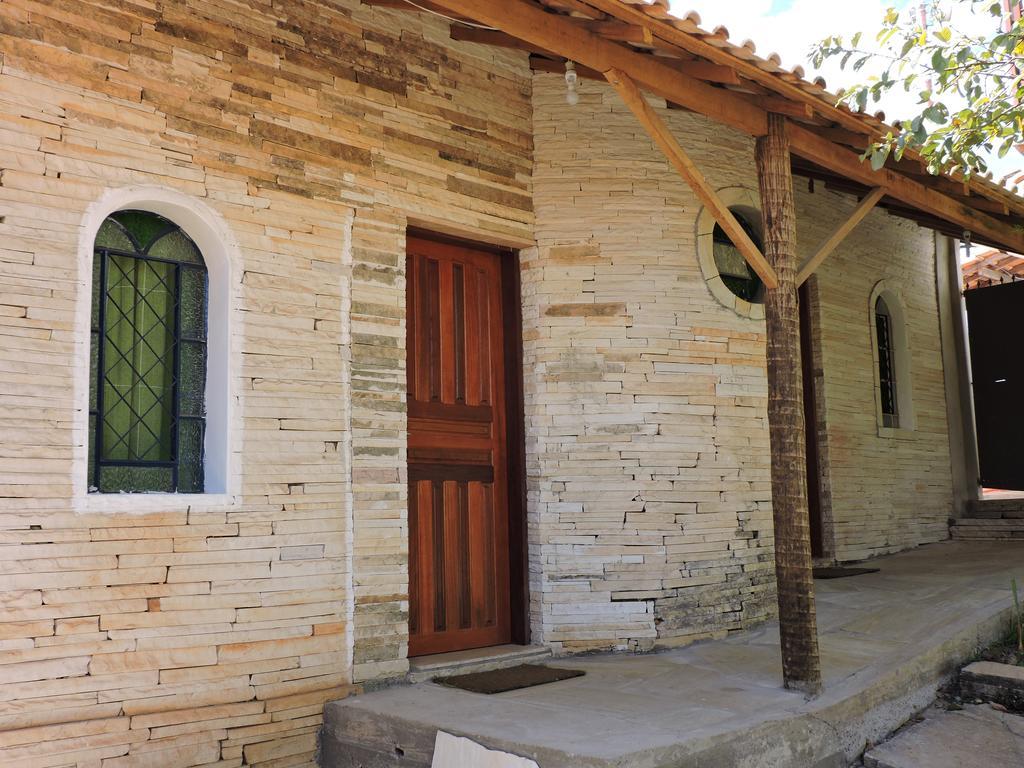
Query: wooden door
406 235 512 656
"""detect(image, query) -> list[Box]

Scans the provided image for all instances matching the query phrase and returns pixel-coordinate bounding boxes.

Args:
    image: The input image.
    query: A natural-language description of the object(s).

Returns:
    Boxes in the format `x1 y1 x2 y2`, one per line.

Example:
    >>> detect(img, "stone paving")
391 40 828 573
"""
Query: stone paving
322 541 1024 768
864 704 1024 767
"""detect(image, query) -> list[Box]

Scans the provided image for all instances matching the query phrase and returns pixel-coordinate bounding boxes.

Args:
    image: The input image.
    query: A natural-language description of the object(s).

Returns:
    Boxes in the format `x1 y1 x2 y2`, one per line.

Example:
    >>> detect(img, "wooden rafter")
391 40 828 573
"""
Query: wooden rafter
424 0 768 136
384 0 1024 254
584 20 653 44
360 0 476 21
579 0 876 137
604 68 778 289
450 27 560 57
787 123 1024 255
529 55 602 81
796 187 886 285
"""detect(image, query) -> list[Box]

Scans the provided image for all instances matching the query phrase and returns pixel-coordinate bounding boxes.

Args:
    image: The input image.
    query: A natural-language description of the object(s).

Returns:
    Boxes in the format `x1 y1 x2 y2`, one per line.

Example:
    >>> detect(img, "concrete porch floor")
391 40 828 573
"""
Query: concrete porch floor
321 541 1024 768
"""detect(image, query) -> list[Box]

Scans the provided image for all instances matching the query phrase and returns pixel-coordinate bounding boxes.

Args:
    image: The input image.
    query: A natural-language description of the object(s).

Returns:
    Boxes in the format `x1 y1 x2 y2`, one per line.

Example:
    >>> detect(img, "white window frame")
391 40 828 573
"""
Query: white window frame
73 186 239 512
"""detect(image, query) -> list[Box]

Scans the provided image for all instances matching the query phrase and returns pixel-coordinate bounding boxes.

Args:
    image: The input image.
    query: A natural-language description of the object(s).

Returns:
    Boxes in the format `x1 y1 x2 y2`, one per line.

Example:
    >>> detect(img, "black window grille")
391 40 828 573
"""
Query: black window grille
875 297 899 428
88 210 208 493
712 212 765 304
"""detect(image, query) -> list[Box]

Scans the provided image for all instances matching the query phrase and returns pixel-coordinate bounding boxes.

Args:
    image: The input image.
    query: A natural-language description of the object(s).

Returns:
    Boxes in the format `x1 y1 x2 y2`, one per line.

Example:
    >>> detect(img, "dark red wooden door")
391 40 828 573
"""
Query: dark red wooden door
406 236 511 656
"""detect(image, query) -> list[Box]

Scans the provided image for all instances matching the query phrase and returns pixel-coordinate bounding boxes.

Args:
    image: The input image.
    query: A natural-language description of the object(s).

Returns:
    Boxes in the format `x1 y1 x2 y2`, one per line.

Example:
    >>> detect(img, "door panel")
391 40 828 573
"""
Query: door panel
965 281 1024 490
407 236 511 656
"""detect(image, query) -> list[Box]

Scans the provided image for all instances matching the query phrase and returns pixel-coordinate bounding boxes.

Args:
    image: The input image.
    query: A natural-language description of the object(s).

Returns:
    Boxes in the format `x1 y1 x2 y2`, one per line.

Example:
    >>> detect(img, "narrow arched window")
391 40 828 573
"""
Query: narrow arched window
89 211 208 493
874 296 899 428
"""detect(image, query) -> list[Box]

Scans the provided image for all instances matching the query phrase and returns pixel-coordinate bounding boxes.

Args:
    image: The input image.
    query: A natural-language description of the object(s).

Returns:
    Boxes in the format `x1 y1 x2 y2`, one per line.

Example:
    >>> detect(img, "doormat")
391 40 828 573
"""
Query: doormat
813 566 880 579
434 664 584 694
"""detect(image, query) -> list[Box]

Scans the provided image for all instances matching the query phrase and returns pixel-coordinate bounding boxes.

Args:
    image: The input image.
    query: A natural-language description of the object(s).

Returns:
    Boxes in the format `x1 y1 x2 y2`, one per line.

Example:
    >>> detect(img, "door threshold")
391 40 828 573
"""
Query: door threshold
408 644 551 684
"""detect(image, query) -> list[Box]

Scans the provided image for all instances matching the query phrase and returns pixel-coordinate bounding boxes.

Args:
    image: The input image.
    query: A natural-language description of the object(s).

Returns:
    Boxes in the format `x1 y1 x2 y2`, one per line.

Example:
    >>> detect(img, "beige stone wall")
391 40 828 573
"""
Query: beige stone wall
528 75 776 652
0 1 531 765
528 73 953 652
0 0 956 758
807 201 953 561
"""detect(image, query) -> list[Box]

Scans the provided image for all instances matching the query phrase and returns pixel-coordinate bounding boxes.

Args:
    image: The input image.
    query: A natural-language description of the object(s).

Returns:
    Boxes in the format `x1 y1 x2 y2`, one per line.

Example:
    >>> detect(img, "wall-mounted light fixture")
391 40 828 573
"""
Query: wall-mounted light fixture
565 61 579 106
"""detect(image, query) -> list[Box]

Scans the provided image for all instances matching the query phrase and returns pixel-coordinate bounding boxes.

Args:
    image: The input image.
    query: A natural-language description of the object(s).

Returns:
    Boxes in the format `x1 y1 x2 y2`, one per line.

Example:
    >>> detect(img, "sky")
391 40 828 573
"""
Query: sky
674 0 1021 179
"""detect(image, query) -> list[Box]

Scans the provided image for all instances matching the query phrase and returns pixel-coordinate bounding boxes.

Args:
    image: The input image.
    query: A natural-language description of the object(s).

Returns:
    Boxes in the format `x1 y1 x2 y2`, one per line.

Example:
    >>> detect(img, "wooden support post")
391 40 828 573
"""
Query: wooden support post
756 113 823 695
796 187 886 285
605 68 779 289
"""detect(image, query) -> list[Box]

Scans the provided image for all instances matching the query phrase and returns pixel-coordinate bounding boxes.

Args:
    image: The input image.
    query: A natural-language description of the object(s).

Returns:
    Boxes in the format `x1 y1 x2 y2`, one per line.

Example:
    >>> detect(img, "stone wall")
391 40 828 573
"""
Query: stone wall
527 73 953 652
528 75 776 652
0 2 531 766
808 202 953 561
0 1 957 760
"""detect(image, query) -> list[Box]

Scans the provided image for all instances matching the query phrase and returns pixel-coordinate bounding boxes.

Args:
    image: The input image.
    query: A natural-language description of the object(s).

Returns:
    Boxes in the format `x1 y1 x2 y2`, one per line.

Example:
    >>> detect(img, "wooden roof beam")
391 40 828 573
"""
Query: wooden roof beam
585 20 653 44
788 122 1024 254
450 26 559 57
580 0 873 136
796 187 886 285
432 0 1020 248
424 0 768 136
458 26 741 87
536 0 606 19
361 0 476 21
605 68 778 289
529 55 603 80
660 59 741 87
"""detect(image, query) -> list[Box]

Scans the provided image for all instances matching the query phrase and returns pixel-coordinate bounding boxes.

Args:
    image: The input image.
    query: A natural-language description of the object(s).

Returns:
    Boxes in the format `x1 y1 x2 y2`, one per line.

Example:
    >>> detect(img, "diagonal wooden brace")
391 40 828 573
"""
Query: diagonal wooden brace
604 68 779 290
796 187 886 285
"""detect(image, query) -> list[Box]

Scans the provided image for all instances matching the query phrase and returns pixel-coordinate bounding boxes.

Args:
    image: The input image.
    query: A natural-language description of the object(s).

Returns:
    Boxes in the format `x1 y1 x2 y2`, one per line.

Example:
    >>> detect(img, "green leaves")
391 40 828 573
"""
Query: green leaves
814 0 1024 178
870 144 892 170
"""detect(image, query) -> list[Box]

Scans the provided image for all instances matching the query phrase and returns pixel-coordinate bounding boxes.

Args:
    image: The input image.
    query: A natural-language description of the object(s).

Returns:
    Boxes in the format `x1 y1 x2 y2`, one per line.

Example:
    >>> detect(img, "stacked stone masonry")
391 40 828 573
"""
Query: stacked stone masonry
526 74 953 651
0 2 955 766
0 1 531 766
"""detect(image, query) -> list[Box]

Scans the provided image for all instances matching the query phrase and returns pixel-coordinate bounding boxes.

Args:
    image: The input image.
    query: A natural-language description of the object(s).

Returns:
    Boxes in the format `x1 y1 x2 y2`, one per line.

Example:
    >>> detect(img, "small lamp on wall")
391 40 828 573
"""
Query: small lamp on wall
565 61 579 106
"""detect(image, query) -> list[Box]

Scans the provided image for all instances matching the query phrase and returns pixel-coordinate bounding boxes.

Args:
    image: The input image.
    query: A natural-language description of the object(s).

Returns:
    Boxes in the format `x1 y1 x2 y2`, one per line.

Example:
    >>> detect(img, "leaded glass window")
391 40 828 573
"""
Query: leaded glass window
89 211 208 493
875 296 899 428
713 212 765 304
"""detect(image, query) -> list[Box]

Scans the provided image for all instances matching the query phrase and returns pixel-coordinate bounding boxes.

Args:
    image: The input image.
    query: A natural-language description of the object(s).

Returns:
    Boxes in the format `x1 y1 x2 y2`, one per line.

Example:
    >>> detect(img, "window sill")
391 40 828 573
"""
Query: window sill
877 425 916 440
74 492 239 515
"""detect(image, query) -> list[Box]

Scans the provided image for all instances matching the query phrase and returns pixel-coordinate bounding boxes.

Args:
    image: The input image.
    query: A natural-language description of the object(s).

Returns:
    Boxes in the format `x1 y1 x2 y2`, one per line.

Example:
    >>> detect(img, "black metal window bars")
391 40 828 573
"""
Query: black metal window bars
88 211 208 493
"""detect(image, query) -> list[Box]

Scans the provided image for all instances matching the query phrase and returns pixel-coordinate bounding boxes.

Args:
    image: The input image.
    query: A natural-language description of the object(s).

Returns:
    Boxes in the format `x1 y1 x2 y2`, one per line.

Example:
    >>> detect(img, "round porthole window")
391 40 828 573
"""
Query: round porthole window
696 188 765 320
712 213 764 305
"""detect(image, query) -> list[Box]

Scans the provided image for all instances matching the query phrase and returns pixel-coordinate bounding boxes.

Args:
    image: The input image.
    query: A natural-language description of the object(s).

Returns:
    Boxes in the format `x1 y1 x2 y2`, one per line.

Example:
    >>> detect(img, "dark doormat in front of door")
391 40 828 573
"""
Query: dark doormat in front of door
434 664 585 694
813 566 880 579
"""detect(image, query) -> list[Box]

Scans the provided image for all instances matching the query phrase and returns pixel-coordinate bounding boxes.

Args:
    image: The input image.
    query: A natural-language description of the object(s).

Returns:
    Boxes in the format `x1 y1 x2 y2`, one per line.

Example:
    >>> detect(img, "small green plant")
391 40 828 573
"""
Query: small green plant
1013 578 1023 654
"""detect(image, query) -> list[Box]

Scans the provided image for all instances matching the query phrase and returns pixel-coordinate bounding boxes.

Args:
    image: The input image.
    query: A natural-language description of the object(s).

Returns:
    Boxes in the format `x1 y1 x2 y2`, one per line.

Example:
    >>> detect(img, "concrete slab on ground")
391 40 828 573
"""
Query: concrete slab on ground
864 704 1024 768
321 541 1024 768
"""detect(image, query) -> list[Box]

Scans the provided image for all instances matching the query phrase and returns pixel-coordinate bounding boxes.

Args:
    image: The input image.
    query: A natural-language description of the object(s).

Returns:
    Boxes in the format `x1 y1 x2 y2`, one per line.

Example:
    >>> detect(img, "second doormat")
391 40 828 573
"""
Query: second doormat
813 566 880 579
434 664 584 694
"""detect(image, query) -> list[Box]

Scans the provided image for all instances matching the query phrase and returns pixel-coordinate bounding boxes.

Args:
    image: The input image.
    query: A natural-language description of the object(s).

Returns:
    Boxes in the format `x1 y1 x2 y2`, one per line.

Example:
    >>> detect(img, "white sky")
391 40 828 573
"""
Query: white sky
674 0 1021 178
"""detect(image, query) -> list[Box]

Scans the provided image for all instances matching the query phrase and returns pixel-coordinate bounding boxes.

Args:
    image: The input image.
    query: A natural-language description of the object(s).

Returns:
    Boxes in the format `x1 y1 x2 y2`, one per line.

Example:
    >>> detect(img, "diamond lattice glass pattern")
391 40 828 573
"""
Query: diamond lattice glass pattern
88 211 209 493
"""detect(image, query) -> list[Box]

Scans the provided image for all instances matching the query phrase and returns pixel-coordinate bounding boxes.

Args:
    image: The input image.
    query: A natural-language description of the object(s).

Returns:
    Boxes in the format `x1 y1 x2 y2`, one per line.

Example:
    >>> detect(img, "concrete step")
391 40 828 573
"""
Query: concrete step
407 644 552 685
321 645 553 767
966 497 1024 519
951 517 1024 540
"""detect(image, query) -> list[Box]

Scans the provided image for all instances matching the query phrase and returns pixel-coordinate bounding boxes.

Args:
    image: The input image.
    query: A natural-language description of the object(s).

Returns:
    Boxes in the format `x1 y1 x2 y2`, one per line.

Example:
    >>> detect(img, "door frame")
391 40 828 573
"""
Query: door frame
798 279 835 561
406 227 530 647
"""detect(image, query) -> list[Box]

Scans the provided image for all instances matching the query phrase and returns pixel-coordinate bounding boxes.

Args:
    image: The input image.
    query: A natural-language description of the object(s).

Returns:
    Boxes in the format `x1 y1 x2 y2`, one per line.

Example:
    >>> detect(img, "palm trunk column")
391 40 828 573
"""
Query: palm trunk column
756 113 823 695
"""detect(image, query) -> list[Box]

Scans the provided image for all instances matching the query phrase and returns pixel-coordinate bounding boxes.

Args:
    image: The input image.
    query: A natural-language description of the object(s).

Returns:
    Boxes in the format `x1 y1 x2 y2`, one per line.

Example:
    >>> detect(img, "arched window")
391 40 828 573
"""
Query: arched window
869 283 913 433
712 211 765 304
89 210 208 493
874 296 899 428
